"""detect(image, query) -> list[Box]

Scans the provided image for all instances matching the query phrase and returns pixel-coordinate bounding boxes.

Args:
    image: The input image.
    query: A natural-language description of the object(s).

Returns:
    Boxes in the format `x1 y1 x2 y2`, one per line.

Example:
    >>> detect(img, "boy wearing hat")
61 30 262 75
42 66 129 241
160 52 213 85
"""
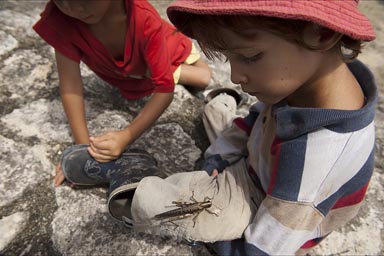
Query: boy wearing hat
61 0 377 255
130 0 377 254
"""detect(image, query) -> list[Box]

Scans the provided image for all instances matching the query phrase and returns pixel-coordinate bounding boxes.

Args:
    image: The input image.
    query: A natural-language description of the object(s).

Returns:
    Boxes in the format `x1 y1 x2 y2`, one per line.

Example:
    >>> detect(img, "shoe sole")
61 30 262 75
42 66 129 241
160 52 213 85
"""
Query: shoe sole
107 182 139 224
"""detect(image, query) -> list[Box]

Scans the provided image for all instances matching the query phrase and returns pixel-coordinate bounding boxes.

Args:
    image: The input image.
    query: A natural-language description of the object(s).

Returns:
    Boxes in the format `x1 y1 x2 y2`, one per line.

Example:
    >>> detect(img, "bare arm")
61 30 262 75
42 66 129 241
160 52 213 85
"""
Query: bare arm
128 91 174 142
54 50 89 187
55 50 89 144
88 91 173 162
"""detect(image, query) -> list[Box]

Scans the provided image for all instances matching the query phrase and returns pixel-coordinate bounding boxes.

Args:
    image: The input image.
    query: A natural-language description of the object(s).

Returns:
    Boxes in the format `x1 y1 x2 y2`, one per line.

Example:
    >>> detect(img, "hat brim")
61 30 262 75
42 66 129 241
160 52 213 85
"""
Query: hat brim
167 0 375 41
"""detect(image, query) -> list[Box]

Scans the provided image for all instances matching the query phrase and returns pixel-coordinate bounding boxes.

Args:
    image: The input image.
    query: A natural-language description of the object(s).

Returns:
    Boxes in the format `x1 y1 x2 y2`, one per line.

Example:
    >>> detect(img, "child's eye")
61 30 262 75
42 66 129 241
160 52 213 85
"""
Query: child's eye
240 53 263 64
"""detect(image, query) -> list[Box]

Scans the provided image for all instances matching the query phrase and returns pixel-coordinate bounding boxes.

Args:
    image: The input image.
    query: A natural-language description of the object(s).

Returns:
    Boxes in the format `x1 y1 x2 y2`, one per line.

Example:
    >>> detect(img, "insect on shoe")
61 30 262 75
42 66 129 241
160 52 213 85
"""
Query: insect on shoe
60 144 160 227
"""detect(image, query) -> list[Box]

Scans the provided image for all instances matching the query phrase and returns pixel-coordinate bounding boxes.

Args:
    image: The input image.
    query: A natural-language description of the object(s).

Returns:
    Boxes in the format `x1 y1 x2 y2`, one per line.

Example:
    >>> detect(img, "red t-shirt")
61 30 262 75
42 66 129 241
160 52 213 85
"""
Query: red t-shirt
33 0 192 99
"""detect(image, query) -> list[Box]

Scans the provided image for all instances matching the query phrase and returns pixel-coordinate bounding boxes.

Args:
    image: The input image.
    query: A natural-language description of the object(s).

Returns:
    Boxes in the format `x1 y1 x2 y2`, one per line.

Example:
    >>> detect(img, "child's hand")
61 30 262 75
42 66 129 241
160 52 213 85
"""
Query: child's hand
88 130 130 162
211 169 219 177
55 162 66 187
55 162 75 188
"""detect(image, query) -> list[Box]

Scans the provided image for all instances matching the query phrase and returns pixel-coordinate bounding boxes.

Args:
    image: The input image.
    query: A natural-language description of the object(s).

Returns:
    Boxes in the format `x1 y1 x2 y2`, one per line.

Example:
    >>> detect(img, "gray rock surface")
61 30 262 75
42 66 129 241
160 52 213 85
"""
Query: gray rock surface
0 0 383 255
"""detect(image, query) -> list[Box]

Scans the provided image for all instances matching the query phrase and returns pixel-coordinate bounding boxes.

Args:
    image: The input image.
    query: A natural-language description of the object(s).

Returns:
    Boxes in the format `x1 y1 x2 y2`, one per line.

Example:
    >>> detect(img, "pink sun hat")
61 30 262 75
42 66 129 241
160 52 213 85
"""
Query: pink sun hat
167 0 376 41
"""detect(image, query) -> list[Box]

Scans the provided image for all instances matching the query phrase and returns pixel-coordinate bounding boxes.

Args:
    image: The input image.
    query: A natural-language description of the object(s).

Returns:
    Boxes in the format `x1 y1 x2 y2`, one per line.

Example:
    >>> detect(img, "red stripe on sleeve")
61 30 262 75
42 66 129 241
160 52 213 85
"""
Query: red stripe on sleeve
301 239 319 249
234 117 252 135
332 183 370 209
300 236 326 248
267 137 283 194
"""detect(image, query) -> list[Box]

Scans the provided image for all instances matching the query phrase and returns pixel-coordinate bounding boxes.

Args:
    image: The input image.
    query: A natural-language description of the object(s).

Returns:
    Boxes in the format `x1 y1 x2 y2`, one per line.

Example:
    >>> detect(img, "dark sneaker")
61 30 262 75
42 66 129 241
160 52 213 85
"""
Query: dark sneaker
61 144 108 186
60 144 160 226
107 182 139 228
107 152 159 226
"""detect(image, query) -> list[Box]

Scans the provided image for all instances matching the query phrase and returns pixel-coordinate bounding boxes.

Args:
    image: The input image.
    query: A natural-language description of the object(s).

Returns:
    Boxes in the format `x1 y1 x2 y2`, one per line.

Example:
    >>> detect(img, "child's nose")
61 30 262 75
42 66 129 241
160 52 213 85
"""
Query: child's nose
230 63 248 85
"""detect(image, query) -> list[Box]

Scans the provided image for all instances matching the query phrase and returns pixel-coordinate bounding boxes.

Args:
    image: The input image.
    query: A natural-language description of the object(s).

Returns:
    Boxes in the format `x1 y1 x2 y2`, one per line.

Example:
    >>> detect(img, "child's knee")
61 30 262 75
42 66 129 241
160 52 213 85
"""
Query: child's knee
204 93 237 116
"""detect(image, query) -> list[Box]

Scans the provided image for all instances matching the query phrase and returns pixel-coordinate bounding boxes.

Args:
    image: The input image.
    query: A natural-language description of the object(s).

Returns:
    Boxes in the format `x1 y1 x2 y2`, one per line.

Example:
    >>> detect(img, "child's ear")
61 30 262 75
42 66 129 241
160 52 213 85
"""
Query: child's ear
304 23 342 51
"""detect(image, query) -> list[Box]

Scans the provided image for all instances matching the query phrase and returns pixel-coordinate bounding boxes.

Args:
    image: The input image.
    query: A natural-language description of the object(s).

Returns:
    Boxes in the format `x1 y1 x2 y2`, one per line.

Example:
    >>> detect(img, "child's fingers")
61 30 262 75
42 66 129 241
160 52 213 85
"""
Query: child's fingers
54 174 66 187
89 136 113 151
88 143 111 156
54 164 66 187
89 137 123 158
54 164 75 187
87 147 116 163
211 169 219 177
90 132 114 143
88 146 109 159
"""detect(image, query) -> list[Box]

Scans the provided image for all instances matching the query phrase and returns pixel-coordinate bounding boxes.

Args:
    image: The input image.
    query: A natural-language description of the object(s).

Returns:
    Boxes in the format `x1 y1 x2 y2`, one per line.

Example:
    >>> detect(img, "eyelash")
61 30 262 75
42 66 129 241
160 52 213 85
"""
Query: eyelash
240 53 263 64
223 52 263 65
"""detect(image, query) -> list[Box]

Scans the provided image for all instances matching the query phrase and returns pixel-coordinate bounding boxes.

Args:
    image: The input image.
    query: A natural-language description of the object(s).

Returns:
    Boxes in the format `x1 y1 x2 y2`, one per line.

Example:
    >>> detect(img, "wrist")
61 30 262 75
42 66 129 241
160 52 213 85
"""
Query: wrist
120 127 134 146
73 132 90 145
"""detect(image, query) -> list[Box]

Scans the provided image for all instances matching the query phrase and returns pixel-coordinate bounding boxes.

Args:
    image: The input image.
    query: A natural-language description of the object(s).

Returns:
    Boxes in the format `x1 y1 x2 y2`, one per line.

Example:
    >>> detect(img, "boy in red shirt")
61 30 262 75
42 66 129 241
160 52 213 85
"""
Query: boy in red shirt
33 0 211 186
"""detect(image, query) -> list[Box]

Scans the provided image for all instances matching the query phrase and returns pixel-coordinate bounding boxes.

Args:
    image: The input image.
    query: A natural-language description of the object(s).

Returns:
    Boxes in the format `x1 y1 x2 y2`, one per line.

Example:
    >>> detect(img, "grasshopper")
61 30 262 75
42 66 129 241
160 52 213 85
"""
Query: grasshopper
153 191 219 227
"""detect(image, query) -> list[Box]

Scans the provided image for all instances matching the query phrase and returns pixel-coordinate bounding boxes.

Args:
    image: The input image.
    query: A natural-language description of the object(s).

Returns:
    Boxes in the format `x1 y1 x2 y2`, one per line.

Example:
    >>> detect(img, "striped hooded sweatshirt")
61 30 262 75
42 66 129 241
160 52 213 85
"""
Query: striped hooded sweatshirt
203 60 377 255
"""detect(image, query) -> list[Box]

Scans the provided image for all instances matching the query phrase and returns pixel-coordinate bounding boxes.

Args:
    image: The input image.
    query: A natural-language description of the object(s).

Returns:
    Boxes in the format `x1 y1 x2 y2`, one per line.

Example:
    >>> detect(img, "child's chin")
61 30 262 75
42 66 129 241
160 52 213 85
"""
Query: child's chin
249 94 274 104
